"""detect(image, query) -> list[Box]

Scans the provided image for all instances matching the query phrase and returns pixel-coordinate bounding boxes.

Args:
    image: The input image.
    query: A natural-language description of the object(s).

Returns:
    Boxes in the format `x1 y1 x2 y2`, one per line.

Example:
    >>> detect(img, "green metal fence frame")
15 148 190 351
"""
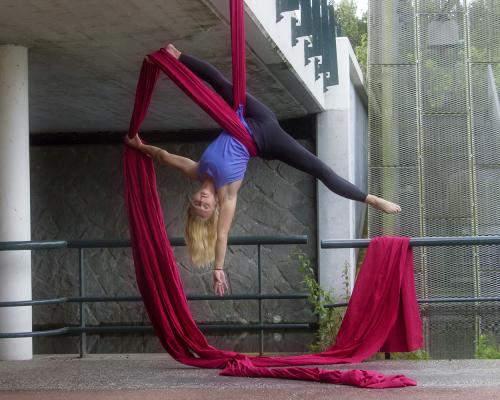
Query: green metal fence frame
321 235 500 308
321 235 500 359
0 235 310 357
2 234 499 358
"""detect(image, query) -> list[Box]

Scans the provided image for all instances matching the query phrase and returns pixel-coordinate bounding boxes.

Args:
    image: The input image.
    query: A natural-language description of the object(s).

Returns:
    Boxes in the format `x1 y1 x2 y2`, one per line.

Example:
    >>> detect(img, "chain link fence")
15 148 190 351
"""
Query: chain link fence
368 0 500 358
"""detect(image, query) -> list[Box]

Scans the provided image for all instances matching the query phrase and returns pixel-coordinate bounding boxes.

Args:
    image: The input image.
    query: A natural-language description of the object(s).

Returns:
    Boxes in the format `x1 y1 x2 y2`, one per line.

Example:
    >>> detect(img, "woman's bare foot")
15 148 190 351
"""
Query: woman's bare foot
365 194 401 214
165 43 181 59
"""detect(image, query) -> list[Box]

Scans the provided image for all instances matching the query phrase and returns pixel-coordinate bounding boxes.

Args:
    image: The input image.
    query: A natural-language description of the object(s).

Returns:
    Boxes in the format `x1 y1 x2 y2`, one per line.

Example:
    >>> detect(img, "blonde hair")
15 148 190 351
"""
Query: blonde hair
184 203 219 268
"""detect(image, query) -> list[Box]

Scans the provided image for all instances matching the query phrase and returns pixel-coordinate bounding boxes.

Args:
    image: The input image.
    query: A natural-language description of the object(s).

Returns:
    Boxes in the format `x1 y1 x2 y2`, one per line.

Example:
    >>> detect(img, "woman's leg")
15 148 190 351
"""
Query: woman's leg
179 53 276 121
179 53 233 103
267 123 368 202
264 123 402 212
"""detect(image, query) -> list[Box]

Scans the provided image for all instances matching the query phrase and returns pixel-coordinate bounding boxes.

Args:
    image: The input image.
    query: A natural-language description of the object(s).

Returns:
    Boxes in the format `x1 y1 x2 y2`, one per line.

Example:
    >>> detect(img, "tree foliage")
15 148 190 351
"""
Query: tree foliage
334 0 367 76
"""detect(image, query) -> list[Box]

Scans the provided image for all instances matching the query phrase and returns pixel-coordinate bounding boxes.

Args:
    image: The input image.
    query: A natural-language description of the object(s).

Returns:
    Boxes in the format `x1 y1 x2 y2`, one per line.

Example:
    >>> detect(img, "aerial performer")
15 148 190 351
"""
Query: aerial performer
124 44 402 296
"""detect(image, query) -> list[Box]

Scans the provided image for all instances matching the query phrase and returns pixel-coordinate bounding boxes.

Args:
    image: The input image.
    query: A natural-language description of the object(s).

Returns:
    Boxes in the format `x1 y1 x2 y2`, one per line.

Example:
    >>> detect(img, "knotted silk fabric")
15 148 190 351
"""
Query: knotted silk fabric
123 143 422 388
123 0 422 388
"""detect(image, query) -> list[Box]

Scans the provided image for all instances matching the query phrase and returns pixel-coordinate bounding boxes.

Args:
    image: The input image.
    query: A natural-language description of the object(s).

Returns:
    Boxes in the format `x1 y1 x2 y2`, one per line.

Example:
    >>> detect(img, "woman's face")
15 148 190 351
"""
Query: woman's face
190 189 217 220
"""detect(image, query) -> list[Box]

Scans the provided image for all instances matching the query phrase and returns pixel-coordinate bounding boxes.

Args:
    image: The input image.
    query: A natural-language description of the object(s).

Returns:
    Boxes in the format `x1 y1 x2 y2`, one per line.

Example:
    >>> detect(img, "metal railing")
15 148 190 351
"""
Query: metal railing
4 234 497 358
0 235 309 357
321 235 500 307
321 235 500 359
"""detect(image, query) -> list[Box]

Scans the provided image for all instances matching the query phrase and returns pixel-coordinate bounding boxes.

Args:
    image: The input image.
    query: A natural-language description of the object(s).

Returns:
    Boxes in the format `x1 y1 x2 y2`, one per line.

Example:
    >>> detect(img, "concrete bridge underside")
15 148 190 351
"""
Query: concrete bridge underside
0 0 321 135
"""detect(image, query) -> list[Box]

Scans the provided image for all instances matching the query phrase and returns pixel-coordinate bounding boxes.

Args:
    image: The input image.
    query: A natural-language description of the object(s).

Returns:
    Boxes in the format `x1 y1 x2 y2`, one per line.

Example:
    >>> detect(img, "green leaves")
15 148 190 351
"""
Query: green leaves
294 251 348 352
335 0 367 77
476 334 500 359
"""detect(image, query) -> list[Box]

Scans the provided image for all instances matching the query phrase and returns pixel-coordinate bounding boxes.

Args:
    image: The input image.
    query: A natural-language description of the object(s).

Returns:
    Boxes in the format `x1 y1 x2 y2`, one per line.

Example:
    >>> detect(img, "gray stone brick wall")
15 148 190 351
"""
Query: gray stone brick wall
30 139 317 354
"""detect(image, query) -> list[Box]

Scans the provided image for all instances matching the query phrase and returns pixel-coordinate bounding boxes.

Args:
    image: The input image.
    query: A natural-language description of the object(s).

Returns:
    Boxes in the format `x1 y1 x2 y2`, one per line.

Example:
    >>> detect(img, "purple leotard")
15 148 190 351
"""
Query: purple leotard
181 53 368 203
197 108 253 189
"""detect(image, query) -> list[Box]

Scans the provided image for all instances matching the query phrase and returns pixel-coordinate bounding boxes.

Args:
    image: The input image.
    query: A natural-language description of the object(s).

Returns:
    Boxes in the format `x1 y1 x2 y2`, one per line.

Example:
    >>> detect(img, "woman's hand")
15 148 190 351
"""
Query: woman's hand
213 269 229 296
124 134 143 150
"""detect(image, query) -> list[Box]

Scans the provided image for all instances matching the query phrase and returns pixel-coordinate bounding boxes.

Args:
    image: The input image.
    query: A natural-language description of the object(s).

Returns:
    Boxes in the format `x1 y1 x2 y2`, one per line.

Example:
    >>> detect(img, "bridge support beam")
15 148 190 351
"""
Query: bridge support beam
0 44 32 360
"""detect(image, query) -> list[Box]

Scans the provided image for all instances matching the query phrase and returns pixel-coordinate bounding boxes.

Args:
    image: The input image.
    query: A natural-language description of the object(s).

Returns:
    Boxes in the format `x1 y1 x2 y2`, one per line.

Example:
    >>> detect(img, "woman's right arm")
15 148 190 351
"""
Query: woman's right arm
124 134 198 180
154 148 198 180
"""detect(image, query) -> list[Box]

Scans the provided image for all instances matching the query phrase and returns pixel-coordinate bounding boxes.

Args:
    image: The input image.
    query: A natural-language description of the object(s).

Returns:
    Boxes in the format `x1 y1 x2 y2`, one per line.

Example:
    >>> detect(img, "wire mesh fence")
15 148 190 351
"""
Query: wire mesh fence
368 0 500 359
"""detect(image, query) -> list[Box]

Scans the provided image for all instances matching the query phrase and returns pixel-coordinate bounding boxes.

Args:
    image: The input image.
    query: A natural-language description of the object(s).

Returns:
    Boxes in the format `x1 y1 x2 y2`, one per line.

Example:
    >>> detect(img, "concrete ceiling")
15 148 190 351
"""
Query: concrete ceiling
0 0 309 134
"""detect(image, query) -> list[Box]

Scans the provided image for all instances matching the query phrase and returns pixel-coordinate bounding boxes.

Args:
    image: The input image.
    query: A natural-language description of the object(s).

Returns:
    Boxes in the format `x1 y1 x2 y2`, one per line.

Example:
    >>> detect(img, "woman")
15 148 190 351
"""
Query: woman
125 44 401 296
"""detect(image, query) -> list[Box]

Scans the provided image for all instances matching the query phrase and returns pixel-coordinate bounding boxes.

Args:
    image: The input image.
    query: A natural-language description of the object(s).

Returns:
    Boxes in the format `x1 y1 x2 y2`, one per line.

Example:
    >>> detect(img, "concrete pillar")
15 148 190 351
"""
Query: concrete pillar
316 38 368 300
0 45 32 360
317 110 356 300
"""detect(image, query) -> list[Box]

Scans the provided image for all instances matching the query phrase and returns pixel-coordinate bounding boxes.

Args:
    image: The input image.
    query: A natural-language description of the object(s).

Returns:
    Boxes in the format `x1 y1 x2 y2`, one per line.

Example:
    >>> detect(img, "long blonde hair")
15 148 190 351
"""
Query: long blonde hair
184 203 219 267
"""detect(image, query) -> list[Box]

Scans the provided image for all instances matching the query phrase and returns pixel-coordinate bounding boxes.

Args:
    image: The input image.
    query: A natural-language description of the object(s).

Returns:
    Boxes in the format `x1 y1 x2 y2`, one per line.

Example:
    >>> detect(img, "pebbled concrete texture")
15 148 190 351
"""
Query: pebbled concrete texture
1 354 500 400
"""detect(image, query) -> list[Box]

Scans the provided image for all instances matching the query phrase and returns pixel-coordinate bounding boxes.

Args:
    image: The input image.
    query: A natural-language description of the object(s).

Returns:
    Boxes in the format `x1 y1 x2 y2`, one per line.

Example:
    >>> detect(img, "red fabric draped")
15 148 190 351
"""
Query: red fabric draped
127 60 160 138
122 0 422 389
230 0 246 110
123 143 422 388
143 50 258 157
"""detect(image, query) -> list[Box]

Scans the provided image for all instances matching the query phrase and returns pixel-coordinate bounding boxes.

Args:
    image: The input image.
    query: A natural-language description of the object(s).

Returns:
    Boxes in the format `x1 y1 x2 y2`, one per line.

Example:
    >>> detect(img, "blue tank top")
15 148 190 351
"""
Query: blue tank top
198 108 253 189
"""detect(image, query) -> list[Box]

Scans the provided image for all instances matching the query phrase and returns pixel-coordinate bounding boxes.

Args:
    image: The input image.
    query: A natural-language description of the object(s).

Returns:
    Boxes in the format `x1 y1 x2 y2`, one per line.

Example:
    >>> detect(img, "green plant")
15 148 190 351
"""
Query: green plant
341 260 351 301
355 32 367 78
334 0 367 78
295 251 431 359
476 334 500 359
295 251 349 352
389 350 431 360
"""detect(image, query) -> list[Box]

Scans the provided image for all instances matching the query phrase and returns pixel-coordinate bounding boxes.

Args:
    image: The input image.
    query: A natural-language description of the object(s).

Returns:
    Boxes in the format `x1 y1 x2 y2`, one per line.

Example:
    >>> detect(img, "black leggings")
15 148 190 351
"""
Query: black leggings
179 53 368 203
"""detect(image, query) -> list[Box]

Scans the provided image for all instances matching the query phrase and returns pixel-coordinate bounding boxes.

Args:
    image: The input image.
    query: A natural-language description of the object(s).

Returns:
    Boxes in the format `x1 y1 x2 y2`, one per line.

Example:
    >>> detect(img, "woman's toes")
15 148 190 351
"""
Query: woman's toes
373 197 401 214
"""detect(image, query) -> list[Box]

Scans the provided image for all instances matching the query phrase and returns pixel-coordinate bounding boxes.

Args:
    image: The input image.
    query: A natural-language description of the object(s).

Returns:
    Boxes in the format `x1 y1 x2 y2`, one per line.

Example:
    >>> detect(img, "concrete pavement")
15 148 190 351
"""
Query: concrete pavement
1 354 499 399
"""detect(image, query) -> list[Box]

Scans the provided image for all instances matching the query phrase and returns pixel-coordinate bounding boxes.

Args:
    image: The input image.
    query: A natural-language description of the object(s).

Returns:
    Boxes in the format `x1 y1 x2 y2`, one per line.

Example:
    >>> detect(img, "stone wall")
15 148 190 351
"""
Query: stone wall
30 139 317 354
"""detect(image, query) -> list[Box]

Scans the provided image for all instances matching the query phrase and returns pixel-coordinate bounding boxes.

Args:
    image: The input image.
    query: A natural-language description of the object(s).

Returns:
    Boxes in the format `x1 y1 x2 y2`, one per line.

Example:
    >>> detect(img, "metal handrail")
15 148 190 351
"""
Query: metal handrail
325 296 500 309
0 235 309 356
0 235 308 251
321 235 500 249
321 234 500 360
0 293 310 307
6 234 498 354
0 323 313 339
321 235 500 310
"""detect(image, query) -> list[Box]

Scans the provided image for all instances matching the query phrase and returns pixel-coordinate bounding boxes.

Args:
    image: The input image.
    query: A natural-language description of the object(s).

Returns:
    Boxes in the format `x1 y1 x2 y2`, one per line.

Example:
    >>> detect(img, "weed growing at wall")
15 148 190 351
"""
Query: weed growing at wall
295 251 349 352
476 334 500 359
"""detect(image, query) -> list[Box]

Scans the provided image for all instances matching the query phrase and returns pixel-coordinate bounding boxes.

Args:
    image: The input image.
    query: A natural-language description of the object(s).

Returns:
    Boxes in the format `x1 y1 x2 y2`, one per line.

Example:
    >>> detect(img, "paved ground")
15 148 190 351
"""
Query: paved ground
1 354 500 400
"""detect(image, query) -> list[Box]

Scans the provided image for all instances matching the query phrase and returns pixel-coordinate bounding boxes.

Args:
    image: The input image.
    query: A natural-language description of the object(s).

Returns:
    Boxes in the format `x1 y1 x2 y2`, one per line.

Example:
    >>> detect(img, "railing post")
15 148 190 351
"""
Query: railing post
78 248 86 357
258 244 263 355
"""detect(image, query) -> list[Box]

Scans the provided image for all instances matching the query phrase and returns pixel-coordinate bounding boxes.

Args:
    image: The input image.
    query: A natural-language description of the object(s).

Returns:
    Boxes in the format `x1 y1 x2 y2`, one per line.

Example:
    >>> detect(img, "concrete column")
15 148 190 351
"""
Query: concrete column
317 110 356 300
0 45 32 360
316 38 368 300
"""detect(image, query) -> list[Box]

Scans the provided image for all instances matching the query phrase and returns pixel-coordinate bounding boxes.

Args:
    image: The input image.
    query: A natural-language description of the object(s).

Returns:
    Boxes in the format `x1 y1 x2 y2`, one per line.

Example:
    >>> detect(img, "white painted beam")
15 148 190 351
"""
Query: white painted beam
0 45 32 360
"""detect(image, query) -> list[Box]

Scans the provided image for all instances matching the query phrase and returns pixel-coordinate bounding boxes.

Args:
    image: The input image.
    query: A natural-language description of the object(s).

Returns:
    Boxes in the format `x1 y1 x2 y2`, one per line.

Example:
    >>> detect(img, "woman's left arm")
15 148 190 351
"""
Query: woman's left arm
213 193 237 295
124 134 198 180
214 194 237 270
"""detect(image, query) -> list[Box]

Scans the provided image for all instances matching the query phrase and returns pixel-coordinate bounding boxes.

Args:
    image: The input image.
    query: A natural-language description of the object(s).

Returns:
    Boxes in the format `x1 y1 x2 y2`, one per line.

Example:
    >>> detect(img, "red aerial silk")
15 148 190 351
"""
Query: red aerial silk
127 50 257 156
230 0 246 110
123 143 422 387
123 0 423 389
